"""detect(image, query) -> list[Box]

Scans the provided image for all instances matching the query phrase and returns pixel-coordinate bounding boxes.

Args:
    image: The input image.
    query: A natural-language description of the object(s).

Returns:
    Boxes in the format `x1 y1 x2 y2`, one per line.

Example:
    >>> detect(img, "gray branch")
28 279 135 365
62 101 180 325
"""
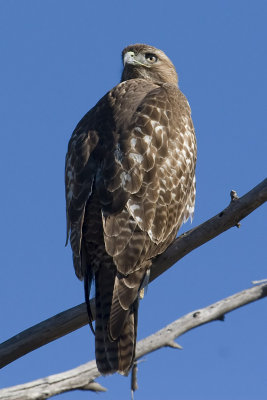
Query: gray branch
0 283 266 400
0 178 266 369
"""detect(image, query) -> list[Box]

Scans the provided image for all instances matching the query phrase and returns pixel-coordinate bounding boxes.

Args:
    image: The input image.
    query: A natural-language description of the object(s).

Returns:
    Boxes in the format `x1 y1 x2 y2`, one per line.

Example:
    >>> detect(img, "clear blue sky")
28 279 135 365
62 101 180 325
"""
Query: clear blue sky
0 1 266 399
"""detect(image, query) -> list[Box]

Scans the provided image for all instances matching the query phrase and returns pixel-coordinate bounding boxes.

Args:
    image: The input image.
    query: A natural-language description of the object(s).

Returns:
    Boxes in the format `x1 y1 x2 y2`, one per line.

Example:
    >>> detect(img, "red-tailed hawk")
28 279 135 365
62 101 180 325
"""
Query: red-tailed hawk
65 44 196 375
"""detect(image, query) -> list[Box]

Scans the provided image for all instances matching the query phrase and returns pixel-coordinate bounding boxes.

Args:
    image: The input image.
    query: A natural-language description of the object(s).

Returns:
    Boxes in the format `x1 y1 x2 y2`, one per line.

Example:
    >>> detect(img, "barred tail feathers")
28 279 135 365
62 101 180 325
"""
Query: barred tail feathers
94 265 138 375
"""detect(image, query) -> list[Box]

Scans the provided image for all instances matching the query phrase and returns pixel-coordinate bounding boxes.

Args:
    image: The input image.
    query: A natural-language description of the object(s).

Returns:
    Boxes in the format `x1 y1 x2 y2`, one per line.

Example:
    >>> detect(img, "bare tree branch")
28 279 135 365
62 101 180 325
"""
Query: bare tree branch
0 361 105 400
0 178 266 369
149 177 267 282
0 283 266 400
135 282 267 359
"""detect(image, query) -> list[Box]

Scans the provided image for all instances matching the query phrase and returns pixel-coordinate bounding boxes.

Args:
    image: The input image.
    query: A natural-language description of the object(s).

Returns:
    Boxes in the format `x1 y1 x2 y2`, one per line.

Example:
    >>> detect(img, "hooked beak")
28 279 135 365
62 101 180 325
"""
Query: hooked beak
123 51 147 67
123 51 135 66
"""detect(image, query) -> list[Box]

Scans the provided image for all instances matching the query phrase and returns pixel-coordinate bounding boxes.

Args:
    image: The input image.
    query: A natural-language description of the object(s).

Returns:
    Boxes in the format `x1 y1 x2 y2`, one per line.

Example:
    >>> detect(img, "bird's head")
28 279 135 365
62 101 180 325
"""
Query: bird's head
121 44 178 86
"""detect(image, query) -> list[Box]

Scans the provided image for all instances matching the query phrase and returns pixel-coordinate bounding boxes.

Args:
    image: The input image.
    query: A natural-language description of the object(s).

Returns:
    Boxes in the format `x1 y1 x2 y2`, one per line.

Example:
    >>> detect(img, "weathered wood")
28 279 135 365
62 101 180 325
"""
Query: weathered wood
0 178 266 369
150 178 267 281
0 283 266 400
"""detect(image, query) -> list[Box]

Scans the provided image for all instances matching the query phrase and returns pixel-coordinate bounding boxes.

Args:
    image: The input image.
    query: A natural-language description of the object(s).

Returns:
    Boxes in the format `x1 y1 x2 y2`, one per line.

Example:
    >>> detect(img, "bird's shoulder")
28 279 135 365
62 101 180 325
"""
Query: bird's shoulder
108 79 189 112
71 79 189 134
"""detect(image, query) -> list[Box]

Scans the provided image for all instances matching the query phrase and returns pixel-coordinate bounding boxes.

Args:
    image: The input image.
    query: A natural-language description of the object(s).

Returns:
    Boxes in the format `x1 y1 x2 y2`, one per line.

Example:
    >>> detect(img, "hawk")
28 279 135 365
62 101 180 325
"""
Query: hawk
65 44 196 375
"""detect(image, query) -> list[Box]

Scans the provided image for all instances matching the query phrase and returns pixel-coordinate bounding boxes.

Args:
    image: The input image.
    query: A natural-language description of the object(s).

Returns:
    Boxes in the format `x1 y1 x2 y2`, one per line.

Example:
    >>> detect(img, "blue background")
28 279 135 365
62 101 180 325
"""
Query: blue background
0 1 266 399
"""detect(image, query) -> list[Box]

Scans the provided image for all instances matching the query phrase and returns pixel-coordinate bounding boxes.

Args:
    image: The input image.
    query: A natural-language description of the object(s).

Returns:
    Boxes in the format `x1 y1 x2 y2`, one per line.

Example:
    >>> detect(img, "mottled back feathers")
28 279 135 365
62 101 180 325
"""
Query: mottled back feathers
65 44 196 375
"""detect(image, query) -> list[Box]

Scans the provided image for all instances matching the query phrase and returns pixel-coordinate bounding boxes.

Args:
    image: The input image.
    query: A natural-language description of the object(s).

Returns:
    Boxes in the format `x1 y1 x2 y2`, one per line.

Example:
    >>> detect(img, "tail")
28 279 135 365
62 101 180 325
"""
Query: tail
94 265 138 375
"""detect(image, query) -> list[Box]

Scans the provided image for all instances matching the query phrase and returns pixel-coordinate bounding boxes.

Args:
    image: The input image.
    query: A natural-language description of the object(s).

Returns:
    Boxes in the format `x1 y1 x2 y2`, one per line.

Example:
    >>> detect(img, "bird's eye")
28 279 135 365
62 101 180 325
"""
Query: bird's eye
145 53 158 64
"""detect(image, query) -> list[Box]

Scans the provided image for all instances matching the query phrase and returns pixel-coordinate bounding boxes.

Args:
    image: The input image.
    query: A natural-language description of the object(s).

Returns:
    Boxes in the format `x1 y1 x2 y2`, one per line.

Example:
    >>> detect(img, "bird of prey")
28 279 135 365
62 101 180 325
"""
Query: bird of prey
65 43 196 375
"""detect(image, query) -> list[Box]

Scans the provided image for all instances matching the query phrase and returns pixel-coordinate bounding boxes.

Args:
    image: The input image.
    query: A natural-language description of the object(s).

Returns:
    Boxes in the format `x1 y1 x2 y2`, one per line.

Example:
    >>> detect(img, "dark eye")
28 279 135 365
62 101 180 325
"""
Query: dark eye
145 53 158 64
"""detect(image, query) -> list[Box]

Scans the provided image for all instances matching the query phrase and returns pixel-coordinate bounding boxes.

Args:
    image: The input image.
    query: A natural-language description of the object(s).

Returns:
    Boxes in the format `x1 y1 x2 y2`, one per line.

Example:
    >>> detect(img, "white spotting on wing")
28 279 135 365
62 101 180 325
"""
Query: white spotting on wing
129 153 144 163
155 125 163 133
130 138 137 147
186 158 191 165
127 203 140 212
120 171 131 186
150 119 158 129
183 204 195 224
147 228 154 241
127 201 143 224
143 135 152 145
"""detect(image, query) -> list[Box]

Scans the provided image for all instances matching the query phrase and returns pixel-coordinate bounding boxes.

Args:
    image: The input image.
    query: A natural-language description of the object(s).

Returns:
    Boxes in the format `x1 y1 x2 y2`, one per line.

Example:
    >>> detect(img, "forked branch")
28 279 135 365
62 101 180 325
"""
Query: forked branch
0 283 266 400
0 178 266 369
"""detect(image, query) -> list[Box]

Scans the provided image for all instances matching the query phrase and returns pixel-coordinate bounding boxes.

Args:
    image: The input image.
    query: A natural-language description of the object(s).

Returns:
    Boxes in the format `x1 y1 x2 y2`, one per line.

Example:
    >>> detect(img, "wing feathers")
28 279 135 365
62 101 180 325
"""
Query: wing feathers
65 77 196 375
